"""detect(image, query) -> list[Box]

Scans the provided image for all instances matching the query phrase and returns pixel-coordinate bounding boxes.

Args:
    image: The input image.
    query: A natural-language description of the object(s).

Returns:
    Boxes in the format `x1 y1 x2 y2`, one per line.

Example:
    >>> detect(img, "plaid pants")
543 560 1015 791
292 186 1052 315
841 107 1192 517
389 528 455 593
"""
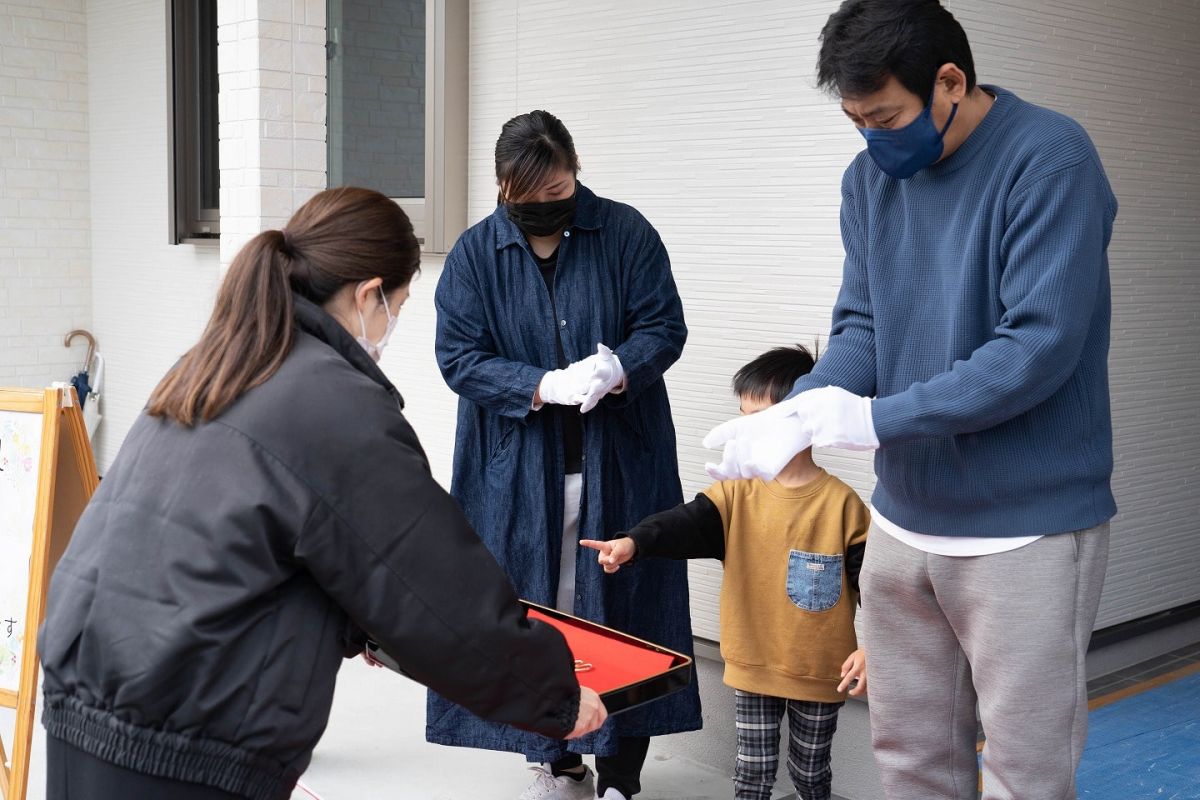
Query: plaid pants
734 690 844 800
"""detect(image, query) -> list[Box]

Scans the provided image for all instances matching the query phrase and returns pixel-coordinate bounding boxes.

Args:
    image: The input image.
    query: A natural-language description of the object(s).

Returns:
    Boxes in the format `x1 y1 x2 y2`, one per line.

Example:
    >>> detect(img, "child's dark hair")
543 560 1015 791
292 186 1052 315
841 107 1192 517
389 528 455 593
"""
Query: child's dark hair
733 344 818 405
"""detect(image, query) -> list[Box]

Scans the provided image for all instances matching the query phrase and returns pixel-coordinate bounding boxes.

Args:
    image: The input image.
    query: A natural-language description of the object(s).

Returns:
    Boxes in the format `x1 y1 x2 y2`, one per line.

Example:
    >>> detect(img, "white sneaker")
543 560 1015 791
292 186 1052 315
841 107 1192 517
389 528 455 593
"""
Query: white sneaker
595 789 628 800
517 765 596 800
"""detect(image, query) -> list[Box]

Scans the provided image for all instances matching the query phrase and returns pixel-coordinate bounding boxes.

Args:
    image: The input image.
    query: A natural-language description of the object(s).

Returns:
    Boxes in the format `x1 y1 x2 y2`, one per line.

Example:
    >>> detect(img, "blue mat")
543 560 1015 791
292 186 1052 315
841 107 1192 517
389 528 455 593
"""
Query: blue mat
1076 669 1200 799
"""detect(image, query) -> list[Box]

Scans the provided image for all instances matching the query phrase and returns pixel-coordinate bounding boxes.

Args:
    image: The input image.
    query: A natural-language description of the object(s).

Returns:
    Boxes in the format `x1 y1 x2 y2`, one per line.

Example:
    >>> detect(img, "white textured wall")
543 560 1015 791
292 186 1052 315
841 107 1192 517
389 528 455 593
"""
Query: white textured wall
61 0 1200 630
377 254 459 483
218 0 328 268
953 0 1200 627
464 0 876 641
453 0 1200 640
86 0 221 469
86 0 332 468
0 0 91 390
452 5 1200 794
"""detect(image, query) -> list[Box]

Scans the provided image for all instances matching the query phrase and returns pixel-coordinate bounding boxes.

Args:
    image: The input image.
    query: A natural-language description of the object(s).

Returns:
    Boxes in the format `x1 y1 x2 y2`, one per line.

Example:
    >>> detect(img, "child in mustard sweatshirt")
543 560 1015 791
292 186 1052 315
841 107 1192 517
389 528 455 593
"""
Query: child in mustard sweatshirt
582 345 870 800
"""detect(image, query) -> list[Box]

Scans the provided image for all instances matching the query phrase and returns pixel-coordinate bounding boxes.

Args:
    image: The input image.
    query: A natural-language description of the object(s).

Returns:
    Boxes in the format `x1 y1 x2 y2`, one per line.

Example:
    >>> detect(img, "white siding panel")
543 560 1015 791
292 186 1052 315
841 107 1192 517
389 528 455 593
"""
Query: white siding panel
951 0 1200 629
0 0 92 391
467 0 866 639
86 0 221 470
455 0 1200 637
377 254 460 486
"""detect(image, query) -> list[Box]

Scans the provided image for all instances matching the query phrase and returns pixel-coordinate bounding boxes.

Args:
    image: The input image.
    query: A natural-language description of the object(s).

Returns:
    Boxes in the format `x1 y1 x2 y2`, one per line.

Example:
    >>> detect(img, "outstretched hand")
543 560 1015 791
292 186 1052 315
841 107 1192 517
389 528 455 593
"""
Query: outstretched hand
579 537 637 573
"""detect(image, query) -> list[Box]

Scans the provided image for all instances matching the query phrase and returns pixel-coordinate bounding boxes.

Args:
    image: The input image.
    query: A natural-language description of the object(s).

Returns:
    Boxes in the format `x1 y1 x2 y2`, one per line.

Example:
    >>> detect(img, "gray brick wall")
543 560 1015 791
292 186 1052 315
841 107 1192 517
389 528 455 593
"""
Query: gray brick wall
329 0 424 197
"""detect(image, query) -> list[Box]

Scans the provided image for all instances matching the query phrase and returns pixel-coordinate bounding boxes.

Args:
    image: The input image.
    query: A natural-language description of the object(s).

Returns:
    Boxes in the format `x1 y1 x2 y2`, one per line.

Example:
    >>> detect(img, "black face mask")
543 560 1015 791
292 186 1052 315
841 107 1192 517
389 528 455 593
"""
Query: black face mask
505 193 577 237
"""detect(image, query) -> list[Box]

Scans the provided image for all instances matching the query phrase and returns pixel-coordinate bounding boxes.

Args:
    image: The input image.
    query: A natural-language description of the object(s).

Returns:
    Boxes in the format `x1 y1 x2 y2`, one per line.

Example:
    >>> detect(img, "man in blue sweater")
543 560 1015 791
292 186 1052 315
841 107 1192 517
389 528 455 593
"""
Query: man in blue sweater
704 1 1117 797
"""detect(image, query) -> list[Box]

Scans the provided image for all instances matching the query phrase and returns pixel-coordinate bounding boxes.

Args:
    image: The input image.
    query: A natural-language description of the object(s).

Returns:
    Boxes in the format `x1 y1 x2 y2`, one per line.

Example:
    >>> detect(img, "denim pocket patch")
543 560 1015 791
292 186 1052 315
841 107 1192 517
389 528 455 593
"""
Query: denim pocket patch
786 550 843 612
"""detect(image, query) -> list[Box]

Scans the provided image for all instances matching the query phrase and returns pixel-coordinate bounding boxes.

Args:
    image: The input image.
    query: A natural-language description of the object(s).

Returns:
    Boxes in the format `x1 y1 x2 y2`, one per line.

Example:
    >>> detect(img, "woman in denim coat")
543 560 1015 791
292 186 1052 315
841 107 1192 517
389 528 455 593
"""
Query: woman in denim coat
429 110 702 800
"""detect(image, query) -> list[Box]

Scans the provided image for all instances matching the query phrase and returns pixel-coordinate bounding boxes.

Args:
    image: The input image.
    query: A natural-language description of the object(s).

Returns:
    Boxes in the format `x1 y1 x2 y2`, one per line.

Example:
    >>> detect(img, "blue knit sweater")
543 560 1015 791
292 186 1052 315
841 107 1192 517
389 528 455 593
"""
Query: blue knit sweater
793 86 1118 537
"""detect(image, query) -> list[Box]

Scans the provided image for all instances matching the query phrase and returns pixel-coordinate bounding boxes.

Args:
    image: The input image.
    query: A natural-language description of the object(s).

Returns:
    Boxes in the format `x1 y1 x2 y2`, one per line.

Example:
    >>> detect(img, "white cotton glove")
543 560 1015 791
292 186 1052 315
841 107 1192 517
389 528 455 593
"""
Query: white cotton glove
703 403 812 481
799 386 879 450
703 386 878 481
577 344 625 414
537 356 597 407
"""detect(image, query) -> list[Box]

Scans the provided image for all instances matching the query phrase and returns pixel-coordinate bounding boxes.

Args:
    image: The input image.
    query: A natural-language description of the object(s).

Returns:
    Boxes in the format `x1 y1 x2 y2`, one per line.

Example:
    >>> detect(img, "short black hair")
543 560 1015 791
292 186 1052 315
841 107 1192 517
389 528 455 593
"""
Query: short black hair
817 0 976 100
733 345 818 405
495 110 581 203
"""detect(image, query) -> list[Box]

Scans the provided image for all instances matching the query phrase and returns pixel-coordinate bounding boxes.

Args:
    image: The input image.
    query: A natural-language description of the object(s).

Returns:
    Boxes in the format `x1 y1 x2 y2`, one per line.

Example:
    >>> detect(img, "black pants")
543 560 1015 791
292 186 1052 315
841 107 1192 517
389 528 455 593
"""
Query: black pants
552 736 651 798
46 736 248 800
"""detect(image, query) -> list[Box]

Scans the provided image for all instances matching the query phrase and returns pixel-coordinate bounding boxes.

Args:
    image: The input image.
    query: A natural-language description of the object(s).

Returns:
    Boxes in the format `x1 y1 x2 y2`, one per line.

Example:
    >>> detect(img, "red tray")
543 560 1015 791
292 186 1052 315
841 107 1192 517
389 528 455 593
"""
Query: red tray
521 601 693 715
362 602 693 716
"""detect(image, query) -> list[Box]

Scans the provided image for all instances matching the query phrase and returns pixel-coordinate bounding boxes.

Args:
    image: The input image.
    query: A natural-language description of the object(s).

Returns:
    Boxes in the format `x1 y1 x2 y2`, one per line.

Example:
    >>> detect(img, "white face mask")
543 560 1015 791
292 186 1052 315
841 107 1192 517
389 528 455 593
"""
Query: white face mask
356 284 398 363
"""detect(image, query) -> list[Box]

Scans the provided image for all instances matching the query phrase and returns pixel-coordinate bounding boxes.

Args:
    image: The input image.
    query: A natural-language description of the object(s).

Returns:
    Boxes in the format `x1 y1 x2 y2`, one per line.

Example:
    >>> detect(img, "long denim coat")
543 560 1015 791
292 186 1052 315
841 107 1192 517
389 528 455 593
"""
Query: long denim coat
427 184 703 760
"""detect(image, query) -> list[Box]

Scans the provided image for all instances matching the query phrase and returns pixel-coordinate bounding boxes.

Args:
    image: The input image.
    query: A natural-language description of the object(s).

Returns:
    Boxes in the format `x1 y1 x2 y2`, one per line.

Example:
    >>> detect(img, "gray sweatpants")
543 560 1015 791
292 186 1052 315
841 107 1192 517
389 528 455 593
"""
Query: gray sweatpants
860 523 1110 800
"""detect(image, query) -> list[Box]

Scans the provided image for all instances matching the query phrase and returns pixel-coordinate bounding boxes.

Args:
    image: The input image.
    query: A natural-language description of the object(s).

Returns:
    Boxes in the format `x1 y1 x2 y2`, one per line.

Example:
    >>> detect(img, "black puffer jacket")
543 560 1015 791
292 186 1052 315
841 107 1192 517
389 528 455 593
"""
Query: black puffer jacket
38 295 579 800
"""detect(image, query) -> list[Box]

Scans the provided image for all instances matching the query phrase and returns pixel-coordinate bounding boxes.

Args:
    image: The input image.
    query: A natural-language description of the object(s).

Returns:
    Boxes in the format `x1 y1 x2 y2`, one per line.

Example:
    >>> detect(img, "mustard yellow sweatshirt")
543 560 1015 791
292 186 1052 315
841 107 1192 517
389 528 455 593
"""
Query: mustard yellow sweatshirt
624 470 870 702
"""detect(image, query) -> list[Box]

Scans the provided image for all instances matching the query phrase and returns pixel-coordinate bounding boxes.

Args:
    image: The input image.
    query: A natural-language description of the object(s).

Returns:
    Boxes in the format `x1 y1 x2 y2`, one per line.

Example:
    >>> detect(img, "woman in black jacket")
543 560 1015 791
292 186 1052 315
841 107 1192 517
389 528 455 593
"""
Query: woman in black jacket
37 187 606 800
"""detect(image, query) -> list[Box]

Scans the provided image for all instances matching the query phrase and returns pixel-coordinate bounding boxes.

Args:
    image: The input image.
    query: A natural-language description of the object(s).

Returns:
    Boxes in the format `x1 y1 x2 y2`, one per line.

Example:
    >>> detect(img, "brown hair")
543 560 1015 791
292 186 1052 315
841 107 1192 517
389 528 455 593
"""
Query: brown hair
495 110 581 203
148 187 420 425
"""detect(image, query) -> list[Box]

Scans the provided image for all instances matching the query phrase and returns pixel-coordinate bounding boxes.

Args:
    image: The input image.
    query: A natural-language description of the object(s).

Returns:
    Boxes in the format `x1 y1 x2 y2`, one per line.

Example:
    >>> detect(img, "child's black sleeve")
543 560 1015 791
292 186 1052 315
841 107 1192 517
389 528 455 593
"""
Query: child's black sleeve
620 493 725 562
846 541 866 595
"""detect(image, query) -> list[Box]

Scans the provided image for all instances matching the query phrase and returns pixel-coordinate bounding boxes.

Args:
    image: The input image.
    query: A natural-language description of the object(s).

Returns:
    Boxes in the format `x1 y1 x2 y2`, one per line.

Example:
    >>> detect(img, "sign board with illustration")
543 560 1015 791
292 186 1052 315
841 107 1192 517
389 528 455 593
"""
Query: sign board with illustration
0 388 98 800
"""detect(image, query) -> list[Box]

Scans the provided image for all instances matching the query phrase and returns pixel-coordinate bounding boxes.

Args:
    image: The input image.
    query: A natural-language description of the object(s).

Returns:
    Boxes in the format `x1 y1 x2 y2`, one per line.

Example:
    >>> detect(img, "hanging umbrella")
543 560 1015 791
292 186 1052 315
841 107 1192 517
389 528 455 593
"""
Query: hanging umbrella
64 330 95 408
63 329 102 439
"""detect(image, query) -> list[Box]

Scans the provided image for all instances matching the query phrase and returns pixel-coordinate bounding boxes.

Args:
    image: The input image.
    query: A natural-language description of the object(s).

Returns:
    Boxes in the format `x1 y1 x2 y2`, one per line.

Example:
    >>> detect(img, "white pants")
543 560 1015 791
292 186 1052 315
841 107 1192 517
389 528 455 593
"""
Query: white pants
555 474 584 613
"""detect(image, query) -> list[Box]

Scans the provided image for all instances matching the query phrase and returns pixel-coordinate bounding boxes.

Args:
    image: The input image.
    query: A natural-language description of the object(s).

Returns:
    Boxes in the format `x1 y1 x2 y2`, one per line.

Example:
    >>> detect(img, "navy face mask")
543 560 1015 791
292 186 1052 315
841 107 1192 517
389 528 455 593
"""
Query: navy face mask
859 90 959 179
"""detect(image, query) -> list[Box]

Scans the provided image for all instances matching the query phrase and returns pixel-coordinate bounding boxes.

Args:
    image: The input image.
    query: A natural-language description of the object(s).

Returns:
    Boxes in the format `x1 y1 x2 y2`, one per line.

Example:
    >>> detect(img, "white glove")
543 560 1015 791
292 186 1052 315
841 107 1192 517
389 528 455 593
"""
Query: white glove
799 386 878 450
703 386 878 481
537 356 597 407
578 344 625 414
703 404 811 481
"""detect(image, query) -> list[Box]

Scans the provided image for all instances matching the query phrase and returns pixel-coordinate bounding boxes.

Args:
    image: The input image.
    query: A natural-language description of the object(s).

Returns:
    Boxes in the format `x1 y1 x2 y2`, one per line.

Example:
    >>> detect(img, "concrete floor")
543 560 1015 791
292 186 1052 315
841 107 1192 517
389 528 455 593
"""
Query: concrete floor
0 659 790 800
11 619 1200 799
293 658 793 800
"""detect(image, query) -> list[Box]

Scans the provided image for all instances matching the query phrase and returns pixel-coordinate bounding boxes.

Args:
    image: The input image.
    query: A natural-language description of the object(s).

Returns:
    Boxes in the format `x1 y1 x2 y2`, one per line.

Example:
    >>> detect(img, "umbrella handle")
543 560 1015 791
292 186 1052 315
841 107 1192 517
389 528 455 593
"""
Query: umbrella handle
64 329 96 372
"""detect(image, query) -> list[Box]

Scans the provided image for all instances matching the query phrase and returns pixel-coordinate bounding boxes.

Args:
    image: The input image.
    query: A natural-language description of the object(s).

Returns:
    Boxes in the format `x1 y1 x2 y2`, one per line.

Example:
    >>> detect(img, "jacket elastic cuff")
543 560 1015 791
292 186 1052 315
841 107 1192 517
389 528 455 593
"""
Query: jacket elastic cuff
550 688 581 739
340 623 368 658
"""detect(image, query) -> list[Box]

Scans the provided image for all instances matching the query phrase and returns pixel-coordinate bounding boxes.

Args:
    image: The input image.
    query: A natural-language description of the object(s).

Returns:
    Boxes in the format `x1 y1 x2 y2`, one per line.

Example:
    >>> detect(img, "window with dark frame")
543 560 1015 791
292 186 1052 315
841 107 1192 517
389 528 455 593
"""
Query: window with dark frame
327 0 426 197
164 0 463 250
169 0 220 244
327 0 427 240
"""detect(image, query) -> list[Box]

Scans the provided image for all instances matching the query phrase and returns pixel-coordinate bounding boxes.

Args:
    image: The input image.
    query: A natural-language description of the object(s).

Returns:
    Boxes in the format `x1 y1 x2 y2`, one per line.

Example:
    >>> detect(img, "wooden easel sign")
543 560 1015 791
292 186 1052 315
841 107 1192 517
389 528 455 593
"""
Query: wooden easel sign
0 388 99 800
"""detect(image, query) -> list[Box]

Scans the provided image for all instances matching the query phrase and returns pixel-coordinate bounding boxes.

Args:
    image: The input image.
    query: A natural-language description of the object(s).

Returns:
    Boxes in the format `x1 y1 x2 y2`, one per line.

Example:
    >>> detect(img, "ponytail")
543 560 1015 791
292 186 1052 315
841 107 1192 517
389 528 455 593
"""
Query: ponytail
148 187 420 426
148 230 295 425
